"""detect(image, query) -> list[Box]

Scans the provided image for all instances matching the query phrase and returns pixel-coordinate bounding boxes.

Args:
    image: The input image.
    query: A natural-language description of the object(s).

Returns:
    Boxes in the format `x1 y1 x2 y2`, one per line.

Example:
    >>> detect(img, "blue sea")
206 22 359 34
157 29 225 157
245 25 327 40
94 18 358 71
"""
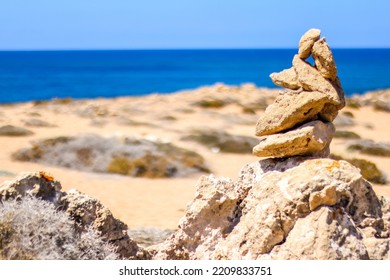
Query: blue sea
0 49 390 103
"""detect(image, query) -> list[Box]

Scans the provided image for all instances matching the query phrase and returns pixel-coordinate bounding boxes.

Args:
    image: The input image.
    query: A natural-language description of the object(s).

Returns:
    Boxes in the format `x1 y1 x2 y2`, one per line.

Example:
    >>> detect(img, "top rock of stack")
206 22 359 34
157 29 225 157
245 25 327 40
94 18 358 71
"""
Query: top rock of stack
298 28 321 59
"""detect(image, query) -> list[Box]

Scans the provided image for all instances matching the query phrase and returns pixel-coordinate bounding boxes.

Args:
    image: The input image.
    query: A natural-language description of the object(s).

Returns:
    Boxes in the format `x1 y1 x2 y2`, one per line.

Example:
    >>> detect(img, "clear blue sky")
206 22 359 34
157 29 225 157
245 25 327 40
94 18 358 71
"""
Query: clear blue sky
1 0 389 50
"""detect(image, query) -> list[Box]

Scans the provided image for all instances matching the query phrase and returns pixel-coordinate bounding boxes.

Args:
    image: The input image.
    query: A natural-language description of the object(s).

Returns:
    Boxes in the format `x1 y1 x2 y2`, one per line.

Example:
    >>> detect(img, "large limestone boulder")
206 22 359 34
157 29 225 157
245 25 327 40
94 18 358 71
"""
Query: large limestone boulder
153 158 389 260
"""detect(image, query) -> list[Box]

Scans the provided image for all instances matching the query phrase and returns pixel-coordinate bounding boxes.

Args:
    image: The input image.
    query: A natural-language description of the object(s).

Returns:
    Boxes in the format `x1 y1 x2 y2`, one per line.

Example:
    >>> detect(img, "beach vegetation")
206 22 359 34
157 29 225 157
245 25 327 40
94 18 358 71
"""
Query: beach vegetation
348 140 390 157
107 154 174 178
330 154 387 184
161 115 177 121
193 98 229 109
241 105 257 114
348 158 387 184
182 129 259 154
0 125 34 137
51 97 74 105
334 130 361 139
345 98 361 109
373 100 390 112
341 111 354 118
0 197 118 260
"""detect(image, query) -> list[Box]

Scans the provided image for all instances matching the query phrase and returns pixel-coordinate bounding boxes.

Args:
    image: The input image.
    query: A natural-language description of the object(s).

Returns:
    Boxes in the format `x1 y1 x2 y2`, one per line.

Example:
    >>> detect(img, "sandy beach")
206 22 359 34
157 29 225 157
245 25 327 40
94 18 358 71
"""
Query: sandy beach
1 84 389 230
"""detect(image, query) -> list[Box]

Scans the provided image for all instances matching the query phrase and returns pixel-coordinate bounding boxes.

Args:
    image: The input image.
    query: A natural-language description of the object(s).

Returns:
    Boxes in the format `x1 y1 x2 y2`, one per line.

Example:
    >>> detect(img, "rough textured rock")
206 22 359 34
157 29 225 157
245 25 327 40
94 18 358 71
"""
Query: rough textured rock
128 227 174 248
292 55 344 108
253 121 335 158
269 67 300 90
60 190 149 259
261 207 369 259
312 38 338 80
0 172 150 260
298 28 321 59
0 172 63 204
154 158 390 260
255 90 338 136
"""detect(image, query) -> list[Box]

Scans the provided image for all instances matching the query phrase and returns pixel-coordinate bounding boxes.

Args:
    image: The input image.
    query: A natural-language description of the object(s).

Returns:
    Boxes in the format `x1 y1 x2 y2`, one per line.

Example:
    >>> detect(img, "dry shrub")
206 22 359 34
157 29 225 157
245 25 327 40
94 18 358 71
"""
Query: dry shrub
193 98 228 109
107 154 174 178
330 154 387 185
0 197 118 260
334 130 361 139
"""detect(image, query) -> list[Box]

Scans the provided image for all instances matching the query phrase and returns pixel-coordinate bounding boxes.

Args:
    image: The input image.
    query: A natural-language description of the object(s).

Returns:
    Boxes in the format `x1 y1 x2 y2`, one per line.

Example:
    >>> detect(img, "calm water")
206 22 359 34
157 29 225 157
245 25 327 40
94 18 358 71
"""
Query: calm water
0 49 389 103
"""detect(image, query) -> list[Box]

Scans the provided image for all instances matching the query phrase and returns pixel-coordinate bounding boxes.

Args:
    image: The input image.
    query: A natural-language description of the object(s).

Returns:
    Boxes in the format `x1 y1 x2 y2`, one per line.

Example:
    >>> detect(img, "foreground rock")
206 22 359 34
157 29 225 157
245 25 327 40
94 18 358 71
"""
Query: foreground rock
153 157 390 260
254 29 345 158
0 172 150 260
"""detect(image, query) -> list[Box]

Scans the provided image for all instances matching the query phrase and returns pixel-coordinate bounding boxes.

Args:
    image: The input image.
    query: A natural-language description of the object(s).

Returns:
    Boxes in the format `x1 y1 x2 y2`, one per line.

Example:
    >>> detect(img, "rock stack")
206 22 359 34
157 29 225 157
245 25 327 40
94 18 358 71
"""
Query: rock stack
253 29 345 158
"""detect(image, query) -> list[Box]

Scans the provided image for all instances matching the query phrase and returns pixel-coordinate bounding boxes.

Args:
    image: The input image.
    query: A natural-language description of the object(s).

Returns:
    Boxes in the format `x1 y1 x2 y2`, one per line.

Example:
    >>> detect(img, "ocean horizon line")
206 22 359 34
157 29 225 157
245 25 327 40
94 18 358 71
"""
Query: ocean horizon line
1 47 390 52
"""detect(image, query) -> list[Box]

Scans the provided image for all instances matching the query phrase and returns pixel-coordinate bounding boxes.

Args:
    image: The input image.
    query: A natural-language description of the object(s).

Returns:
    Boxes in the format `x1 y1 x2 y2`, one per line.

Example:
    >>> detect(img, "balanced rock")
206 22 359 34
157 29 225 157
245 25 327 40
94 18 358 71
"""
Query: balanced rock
298 28 321 59
254 29 345 158
269 67 300 90
253 120 335 158
312 37 338 81
255 90 339 136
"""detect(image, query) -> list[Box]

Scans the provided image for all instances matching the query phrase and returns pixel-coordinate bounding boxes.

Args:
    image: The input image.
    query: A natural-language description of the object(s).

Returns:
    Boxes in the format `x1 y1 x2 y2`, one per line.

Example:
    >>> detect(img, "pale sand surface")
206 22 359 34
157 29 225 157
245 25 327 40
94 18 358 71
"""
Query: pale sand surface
1 85 389 229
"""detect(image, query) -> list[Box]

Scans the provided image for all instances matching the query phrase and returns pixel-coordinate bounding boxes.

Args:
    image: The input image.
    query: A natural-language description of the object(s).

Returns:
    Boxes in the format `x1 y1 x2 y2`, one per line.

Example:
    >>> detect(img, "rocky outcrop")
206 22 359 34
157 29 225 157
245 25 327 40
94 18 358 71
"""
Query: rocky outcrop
347 89 390 111
181 129 259 154
348 139 390 157
254 29 345 158
153 157 390 260
11 134 209 178
0 125 34 136
0 172 150 260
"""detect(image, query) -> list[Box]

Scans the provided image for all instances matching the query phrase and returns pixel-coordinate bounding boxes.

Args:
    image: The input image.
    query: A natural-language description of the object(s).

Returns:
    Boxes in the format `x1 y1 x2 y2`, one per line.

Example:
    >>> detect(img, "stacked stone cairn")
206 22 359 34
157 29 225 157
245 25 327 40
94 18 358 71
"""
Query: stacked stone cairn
253 29 345 158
